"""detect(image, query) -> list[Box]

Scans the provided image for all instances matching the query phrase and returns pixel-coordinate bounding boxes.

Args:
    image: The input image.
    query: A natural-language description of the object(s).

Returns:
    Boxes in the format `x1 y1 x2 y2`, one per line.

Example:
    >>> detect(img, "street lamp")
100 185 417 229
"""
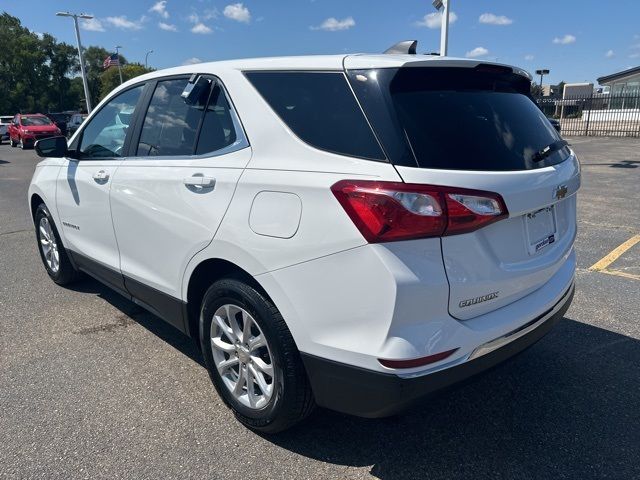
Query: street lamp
145 50 154 68
432 0 450 56
535 69 550 91
56 11 93 113
115 46 124 85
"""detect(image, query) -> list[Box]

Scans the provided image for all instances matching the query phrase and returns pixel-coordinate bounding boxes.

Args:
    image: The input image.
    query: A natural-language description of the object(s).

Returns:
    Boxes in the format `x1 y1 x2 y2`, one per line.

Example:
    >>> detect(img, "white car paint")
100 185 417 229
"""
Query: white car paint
29 53 578 382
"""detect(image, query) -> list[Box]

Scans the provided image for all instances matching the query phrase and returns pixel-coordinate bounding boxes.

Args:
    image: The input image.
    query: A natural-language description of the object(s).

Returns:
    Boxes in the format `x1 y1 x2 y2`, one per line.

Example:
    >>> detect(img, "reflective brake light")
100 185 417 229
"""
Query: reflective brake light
379 348 459 369
331 180 508 242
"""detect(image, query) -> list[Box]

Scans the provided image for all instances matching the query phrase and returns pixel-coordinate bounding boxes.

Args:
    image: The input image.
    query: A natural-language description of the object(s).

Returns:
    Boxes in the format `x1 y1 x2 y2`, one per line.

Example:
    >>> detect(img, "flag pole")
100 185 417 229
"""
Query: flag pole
115 45 123 85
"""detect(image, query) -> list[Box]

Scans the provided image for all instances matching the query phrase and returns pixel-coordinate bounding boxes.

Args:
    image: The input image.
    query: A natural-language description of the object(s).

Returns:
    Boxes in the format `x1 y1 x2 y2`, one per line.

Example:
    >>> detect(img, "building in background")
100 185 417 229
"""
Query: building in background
597 66 640 95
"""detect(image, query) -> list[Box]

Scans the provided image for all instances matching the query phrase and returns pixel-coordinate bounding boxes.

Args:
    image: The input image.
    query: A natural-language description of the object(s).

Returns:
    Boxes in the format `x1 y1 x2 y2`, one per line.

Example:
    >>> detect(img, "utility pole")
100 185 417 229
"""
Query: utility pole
145 50 154 69
115 46 124 85
56 11 93 113
432 0 450 56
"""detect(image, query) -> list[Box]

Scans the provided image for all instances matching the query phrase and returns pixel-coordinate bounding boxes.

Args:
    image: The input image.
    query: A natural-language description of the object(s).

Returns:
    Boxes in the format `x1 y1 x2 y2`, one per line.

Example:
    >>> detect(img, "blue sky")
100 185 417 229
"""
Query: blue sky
5 0 640 85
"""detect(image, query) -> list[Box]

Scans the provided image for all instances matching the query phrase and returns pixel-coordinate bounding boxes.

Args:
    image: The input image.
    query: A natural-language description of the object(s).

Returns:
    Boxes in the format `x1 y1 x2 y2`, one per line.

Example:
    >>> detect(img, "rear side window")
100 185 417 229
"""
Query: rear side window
137 78 209 157
245 71 385 161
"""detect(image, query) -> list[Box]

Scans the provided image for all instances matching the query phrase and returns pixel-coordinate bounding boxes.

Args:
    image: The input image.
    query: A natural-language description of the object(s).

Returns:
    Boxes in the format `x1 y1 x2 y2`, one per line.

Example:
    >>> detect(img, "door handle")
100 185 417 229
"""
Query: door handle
183 175 216 189
92 170 110 182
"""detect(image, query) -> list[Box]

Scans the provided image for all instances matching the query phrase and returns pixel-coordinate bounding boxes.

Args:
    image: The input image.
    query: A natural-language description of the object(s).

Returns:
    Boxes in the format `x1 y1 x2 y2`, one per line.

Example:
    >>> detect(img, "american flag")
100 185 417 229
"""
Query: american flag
103 53 120 69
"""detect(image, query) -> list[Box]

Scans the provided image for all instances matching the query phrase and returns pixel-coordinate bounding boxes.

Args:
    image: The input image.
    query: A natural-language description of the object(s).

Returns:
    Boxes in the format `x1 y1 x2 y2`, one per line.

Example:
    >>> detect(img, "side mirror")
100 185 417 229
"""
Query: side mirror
34 136 69 158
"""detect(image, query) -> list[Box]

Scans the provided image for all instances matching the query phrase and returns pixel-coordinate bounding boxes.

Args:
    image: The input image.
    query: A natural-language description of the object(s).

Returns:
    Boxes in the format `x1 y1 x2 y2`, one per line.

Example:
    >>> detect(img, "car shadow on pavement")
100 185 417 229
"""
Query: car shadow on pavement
581 160 639 168
0 159 10 164
66 276 205 368
60 277 640 479
267 318 639 479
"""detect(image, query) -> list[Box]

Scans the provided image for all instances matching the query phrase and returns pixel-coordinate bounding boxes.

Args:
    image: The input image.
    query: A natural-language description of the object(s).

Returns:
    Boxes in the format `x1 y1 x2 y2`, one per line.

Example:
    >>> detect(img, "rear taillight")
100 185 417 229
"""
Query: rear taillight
331 180 507 243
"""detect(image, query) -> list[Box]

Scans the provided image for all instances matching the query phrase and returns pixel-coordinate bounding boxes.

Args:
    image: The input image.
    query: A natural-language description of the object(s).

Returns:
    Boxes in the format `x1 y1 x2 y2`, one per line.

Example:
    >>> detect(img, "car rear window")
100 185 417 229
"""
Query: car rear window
245 71 385 161
348 67 569 171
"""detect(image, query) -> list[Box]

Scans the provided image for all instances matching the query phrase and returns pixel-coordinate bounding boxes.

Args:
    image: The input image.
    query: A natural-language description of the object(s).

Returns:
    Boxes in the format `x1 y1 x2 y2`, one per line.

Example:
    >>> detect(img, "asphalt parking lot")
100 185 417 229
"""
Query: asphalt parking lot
1 137 638 479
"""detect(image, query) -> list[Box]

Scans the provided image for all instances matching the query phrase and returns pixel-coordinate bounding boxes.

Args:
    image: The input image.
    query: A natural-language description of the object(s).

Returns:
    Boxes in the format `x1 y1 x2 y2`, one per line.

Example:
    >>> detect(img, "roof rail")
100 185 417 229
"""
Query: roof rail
384 40 417 55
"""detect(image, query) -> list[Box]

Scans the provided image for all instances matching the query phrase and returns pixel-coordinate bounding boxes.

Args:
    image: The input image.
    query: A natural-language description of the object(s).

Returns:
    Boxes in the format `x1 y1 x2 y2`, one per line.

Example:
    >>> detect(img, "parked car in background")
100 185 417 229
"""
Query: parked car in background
45 112 72 137
66 113 87 138
9 114 61 149
548 117 561 134
0 115 13 143
28 50 579 433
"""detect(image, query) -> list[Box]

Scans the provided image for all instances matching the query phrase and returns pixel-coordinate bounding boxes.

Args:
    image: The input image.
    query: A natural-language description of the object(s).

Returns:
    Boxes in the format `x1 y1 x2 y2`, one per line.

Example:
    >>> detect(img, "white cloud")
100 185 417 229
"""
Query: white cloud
223 3 251 23
158 22 177 32
191 22 212 34
203 9 218 20
524 54 534 61
105 16 145 30
605 49 615 58
182 57 203 65
479 13 513 25
149 1 169 19
415 11 458 29
466 47 489 58
553 34 576 45
311 16 356 31
80 17 105 32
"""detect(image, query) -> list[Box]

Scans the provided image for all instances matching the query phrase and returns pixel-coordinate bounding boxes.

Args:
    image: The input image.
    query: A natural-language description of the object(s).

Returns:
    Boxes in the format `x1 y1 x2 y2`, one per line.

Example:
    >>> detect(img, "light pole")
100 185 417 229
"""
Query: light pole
115 46 124 85
145 50 154 69
535 69 550 96
56 11 93 113
432 0 450 56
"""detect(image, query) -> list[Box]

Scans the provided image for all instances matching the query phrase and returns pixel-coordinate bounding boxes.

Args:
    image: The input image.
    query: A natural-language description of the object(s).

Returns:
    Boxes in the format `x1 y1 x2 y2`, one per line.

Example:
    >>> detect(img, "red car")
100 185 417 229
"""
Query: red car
9 114 61 149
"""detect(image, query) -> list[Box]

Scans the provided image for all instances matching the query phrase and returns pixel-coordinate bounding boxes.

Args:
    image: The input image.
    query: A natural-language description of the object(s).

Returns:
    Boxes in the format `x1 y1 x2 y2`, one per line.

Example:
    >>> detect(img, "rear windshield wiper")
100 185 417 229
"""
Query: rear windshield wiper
531 139 568 163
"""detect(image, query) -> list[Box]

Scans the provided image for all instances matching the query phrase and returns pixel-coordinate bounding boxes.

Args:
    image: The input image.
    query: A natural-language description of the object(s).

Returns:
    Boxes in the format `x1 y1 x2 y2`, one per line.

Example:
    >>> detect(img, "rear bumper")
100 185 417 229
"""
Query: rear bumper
302 281 574 418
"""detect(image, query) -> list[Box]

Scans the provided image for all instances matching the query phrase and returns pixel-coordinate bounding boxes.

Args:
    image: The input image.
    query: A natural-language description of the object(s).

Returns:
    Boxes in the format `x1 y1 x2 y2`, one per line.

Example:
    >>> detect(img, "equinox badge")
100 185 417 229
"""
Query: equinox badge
459 291 499 308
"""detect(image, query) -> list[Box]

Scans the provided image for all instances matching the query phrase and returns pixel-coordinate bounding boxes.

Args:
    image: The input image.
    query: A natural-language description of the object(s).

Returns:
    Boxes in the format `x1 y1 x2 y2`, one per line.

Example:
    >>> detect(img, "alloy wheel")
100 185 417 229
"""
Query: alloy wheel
38 217 59 273
210 304 275 410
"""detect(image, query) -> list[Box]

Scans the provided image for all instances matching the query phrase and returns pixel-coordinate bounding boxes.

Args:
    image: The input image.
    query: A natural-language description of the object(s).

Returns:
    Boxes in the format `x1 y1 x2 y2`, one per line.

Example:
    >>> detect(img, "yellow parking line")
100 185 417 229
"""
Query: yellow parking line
589 234 640 272
599 269 640 281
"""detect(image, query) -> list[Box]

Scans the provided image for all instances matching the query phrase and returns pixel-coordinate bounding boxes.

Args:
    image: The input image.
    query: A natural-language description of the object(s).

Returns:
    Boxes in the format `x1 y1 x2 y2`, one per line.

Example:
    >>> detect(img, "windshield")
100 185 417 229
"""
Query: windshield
348 66 569 171
21 116 53 126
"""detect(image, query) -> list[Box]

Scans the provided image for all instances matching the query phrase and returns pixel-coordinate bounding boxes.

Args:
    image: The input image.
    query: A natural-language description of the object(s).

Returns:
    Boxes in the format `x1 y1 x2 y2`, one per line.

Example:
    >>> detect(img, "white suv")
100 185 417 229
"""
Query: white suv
28 50 579 433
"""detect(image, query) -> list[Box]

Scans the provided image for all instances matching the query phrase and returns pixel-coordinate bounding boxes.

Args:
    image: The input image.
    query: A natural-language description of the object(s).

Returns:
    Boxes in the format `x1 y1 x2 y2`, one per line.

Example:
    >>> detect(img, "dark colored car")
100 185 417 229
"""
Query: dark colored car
548 117 561 134
8 114 61 149
46 112 72 137
67 113 88 138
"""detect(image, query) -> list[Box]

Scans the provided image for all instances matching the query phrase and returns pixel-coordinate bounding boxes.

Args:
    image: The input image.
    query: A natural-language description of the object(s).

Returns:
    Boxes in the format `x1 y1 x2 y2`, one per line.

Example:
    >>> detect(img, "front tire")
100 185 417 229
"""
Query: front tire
200 278 315 433
34 204 81 285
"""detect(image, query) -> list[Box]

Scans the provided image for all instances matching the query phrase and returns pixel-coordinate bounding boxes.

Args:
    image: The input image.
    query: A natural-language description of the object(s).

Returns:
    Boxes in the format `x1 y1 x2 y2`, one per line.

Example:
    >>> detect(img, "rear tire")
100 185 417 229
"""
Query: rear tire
34 203 82 286
200 278 315 433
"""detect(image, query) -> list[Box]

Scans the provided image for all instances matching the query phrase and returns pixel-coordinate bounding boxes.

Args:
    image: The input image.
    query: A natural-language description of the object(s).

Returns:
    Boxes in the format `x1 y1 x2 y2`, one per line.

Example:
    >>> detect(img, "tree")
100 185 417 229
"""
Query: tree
99 63 154 100
82 46 129 109
0 12 146 115
0 13 49 113
40 33 79 111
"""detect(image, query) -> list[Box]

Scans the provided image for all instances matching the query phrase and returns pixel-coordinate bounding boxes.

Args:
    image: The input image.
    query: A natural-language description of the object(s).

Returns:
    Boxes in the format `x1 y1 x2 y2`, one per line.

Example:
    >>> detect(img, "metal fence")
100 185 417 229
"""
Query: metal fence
537 92 640 137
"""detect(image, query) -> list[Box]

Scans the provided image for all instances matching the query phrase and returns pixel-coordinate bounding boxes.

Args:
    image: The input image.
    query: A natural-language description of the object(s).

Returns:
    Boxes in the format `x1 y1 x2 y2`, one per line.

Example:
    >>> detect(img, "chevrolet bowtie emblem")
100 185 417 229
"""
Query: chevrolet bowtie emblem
554 184 568 200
